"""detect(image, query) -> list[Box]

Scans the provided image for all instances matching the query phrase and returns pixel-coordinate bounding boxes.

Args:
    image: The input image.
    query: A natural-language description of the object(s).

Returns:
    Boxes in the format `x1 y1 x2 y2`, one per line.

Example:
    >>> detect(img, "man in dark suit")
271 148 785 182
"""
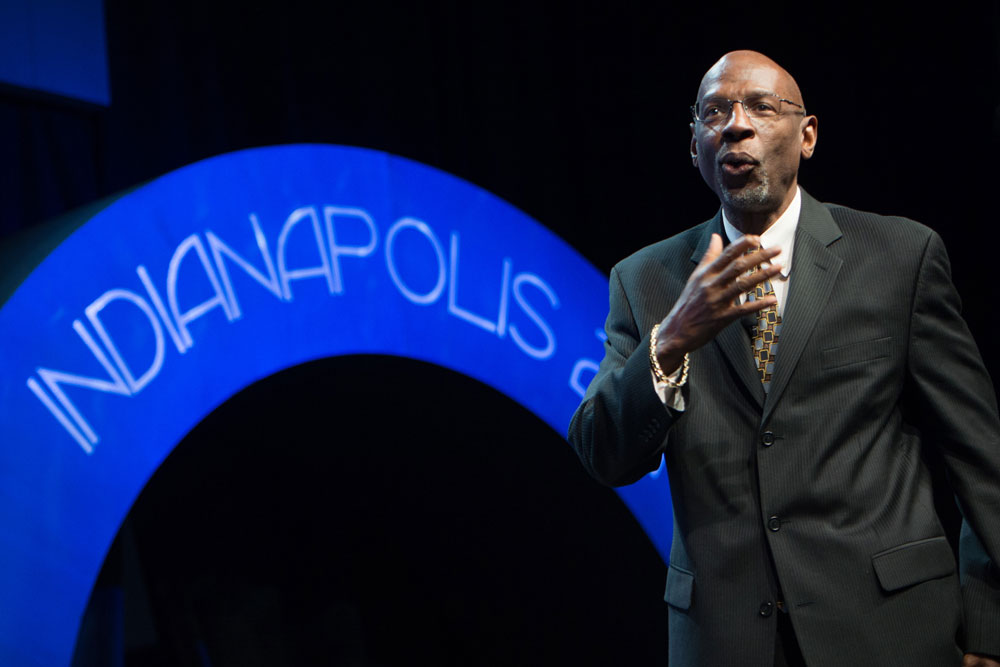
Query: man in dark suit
568 50 1000 666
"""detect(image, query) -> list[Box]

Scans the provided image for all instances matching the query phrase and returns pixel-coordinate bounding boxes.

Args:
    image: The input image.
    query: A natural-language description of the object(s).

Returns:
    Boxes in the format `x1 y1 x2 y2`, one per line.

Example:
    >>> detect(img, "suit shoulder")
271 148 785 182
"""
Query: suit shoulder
824 201 939 249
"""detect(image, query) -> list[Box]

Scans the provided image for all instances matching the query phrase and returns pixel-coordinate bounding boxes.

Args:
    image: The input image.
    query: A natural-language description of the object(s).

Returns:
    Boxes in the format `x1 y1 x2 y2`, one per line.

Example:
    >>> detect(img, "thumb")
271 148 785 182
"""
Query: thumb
698 233 723 269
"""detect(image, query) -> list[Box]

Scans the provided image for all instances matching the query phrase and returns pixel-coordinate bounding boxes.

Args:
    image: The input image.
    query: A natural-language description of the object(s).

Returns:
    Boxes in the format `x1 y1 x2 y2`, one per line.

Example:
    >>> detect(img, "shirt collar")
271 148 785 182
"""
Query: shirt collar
721 186 800 278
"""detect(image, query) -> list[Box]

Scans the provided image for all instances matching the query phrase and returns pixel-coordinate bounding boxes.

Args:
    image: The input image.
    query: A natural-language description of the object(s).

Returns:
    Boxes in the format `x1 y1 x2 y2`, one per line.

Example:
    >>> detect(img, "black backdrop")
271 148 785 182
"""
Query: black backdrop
3 3 999 666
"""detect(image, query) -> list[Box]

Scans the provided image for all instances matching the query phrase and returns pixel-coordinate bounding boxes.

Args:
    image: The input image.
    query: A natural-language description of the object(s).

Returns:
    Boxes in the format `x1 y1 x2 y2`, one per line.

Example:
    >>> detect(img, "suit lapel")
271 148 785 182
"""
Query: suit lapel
691 216 766 408
761 191 843 423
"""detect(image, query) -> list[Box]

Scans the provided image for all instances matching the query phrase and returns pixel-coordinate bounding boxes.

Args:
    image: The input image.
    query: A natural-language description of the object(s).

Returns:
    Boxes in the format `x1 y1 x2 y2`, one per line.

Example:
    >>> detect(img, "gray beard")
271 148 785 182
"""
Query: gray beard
717 171 778 213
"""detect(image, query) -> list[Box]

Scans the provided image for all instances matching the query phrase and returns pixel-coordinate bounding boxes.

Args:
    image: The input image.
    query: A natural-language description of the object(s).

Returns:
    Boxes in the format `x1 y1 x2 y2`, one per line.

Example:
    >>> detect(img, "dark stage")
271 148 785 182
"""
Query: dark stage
2 2 998 665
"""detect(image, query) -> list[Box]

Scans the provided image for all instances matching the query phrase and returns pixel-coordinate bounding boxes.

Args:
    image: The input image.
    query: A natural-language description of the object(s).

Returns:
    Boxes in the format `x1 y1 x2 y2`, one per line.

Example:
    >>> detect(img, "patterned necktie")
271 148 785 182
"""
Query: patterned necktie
745 250 782 391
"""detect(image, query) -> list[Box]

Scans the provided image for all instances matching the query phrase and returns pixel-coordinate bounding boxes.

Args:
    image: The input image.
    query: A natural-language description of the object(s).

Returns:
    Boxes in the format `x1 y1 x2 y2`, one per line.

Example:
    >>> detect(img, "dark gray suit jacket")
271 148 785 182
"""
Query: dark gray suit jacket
568 190 1000 666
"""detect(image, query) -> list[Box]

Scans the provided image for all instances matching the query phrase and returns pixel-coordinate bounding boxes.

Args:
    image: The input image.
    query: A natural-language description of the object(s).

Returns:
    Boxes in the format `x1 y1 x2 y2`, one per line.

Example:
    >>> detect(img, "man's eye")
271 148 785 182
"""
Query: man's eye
752 102 777 114
703 106 722 117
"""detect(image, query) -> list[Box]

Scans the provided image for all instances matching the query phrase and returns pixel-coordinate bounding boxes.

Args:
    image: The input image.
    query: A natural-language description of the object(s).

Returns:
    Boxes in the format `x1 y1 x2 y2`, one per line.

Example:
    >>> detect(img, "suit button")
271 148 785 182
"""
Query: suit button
761 431 775 447
768 516 781 532
759 601 774 617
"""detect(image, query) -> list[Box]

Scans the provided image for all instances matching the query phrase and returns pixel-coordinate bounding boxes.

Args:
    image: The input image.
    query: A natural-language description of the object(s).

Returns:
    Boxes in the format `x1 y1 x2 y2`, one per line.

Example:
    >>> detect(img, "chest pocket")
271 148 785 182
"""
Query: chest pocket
664 565 694 610
821 336 893 370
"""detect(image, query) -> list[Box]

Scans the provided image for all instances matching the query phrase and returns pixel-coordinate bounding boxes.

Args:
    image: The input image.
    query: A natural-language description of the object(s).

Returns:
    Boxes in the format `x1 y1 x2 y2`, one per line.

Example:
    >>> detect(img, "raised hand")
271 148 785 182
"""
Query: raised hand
654 233 783 374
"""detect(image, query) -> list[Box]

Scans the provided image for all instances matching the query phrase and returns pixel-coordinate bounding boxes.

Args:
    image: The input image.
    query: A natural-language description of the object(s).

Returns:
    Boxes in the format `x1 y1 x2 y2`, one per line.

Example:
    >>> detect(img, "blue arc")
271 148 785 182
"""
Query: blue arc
0 144 672 666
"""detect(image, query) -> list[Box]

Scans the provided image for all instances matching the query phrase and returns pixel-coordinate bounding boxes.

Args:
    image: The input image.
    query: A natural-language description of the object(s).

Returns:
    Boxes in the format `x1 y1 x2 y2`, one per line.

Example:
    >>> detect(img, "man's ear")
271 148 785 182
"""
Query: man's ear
690 123 699 166
801 115 818 160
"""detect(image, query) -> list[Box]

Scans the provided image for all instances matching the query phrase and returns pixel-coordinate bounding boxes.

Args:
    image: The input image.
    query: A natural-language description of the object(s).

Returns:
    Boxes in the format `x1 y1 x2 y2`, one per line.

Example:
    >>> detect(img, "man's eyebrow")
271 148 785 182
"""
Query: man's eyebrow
698 89 783 102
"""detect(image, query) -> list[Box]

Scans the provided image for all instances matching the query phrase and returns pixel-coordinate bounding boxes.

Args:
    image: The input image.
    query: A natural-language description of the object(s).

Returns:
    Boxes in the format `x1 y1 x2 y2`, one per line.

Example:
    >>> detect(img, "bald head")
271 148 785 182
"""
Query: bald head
697 50 804 111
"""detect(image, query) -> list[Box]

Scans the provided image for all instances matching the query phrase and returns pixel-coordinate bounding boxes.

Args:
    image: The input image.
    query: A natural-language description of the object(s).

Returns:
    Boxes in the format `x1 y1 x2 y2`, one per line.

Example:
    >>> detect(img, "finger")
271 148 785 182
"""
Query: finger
713 249 783 294
732 293 777 316
704 235 759 276
725 264 784 299
718 254 782 289
750 246 783 271
706 235 779 277
708 294 777 332
725 245 783 279
745 244 783 265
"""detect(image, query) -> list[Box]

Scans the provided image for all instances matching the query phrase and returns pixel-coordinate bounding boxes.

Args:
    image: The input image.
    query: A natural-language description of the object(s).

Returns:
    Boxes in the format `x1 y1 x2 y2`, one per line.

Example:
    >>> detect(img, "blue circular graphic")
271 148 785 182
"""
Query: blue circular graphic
0 144 672 665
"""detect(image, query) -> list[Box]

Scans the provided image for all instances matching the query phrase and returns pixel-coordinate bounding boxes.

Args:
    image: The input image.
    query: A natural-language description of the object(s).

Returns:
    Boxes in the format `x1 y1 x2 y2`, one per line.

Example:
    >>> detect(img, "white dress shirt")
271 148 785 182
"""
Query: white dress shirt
653 187 802 409
722 186 799 317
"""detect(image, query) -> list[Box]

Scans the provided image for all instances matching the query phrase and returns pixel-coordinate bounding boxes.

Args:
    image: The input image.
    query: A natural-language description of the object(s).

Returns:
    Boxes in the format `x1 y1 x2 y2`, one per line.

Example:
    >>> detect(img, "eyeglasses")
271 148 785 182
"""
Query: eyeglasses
690 93 805 129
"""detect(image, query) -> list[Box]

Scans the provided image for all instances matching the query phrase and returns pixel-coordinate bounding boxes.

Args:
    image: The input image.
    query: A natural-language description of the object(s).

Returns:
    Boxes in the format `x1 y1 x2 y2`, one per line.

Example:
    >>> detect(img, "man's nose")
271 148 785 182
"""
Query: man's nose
721 101 755 142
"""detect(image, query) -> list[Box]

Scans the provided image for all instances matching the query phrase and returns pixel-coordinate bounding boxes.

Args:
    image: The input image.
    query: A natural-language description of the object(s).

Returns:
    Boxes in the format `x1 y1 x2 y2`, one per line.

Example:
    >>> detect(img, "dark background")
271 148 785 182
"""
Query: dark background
3 2 998 665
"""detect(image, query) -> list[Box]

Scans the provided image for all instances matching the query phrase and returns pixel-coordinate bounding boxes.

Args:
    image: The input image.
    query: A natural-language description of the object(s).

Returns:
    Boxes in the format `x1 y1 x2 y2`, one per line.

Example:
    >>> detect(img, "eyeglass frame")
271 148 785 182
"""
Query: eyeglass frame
689 93 806 128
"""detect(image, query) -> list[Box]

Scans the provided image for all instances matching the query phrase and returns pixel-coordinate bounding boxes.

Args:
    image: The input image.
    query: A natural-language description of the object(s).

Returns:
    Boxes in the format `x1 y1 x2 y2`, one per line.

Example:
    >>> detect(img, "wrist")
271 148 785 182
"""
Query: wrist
650 323 689 387
653 323 687 374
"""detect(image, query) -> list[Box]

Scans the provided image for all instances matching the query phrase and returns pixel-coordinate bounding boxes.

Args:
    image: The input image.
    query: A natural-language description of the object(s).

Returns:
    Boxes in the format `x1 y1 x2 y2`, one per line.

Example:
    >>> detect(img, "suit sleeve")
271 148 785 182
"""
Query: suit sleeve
907 231 1000 656
567 265 678 487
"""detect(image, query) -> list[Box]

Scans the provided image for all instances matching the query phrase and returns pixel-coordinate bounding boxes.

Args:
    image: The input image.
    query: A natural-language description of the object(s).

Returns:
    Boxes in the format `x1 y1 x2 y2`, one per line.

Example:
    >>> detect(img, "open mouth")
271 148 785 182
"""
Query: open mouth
719 153 758 176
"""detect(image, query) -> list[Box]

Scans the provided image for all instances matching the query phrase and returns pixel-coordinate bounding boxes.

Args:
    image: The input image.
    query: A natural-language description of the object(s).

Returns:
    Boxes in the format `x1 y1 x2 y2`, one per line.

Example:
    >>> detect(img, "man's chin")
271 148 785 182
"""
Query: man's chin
718 181 774 212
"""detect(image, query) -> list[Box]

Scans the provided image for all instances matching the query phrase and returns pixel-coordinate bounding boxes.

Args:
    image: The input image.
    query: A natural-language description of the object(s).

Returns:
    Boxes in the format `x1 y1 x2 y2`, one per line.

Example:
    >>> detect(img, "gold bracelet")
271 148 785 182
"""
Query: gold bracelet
650 323 689 387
